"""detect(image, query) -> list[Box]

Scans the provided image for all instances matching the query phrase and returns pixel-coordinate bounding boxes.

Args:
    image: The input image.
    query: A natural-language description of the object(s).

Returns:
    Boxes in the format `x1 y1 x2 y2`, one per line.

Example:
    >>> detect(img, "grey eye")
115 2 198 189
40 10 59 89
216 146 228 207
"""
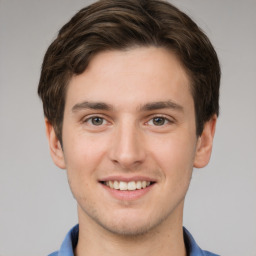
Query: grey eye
152 117 166 126
91 117 104 125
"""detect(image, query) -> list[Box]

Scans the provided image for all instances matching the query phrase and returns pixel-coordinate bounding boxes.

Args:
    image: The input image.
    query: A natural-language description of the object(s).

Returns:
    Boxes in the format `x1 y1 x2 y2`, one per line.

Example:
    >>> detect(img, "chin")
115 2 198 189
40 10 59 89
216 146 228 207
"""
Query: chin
99 221 155 237
94 211 170 237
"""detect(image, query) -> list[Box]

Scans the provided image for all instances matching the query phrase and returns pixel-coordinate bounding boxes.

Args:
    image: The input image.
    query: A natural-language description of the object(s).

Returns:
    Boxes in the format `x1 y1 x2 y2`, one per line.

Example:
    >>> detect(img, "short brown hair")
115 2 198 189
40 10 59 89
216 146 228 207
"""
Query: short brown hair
38 0 220 141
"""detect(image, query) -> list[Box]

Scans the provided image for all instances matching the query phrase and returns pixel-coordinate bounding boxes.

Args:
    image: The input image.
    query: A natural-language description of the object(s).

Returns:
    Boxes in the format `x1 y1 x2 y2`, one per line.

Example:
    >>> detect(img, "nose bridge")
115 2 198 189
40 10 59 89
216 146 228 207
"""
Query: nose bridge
109 117 145 168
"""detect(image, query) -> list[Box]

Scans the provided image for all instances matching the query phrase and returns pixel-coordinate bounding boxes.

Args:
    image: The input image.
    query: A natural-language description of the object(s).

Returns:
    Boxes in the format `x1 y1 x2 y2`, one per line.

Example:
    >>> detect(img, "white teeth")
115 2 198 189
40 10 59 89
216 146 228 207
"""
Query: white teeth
136 181 142 189
105 180 152 191
119 181 128 190
127 181 136 190
113 181 119 189
109 180 114 189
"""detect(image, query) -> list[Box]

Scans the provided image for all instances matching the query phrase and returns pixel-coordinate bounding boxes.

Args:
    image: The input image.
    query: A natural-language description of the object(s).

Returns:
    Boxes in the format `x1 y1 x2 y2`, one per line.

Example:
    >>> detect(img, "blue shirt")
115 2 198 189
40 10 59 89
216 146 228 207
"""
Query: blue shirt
49 225 219 256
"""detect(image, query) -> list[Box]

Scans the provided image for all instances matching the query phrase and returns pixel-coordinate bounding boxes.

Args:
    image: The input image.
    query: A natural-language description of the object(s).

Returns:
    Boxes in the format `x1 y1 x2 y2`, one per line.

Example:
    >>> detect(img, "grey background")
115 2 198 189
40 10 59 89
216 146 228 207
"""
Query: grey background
0 0 255 255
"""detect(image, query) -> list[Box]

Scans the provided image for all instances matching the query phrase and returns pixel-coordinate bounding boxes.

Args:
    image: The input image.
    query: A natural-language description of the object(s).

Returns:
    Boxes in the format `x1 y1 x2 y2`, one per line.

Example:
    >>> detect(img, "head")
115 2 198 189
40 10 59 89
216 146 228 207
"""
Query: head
38 0 220 144
38 0 221 238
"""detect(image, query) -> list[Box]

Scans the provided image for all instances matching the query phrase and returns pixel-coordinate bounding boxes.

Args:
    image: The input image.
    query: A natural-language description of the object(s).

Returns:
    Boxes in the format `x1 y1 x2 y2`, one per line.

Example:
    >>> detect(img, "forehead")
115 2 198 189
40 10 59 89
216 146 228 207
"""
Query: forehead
65 47 193 110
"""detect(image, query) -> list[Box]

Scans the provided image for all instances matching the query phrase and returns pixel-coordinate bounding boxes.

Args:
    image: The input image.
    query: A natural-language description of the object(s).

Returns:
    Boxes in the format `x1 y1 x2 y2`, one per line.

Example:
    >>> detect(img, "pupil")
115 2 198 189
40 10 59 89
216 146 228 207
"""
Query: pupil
92 117 103 125
153 117 165 125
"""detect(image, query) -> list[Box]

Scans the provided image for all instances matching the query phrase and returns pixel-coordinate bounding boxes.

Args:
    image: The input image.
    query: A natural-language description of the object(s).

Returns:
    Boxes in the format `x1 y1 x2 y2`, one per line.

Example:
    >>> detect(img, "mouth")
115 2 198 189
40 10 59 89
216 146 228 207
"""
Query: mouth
101 180 155 191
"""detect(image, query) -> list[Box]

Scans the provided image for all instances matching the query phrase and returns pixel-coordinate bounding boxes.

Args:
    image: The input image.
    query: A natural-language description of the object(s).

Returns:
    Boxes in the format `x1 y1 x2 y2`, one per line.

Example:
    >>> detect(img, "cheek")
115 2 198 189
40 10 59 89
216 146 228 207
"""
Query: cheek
63 128 107 166
150 132 197 180
62 132 107 194
63 135 107 201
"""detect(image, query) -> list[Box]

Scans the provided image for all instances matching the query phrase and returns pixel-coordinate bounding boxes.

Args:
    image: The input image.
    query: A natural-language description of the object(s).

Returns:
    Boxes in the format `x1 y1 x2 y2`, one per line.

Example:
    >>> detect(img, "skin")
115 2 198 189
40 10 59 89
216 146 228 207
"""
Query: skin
46 47 216 256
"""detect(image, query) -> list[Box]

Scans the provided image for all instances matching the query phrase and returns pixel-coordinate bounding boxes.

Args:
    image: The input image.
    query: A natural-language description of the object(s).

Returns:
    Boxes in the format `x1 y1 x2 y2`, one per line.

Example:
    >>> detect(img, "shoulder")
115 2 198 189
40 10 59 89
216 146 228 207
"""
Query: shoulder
202 251 219 256
183 227 220 256
47 224 79 256
48 252 58 256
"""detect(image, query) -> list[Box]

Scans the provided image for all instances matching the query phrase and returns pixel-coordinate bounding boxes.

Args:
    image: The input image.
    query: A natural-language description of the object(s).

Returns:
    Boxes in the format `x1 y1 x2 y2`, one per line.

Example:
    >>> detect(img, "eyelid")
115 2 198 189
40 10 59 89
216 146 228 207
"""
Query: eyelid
80 113 175 127
145 114 175 125
82 114 110 125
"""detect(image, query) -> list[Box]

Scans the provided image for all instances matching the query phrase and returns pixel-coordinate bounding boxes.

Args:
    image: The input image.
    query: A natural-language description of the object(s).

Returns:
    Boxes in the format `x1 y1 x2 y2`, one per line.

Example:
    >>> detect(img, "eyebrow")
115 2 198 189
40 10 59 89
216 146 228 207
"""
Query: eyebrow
71 100 183 113
139 101 184 112
72 101 113 112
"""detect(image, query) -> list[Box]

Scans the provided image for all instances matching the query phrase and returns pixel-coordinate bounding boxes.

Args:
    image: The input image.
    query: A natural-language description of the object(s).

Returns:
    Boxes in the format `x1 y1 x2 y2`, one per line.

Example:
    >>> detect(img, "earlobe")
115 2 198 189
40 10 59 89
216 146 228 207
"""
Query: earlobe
45 119 66 169
193 115 217 168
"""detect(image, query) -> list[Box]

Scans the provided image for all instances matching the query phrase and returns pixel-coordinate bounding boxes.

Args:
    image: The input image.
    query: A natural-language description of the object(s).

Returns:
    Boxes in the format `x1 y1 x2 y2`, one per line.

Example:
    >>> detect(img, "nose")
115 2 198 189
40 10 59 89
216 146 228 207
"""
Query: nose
109 120 146 169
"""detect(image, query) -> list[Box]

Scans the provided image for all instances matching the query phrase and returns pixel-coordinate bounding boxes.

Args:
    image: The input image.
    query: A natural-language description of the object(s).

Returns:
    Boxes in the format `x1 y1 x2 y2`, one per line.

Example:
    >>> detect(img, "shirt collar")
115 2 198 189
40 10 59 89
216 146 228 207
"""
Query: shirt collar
57 224 79 256
55 224 218 256
183 227 219 256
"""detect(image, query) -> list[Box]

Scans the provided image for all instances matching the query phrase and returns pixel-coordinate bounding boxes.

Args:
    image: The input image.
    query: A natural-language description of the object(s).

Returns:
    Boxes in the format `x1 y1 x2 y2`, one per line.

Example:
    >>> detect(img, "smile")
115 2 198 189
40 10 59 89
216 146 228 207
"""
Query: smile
103 180 152 191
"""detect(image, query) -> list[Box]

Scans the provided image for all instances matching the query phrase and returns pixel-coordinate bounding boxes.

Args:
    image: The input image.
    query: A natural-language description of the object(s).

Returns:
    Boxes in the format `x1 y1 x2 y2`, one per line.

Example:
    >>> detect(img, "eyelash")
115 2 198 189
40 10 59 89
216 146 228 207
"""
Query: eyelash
83 116 108 126
146 116 173 126
83 115 173 127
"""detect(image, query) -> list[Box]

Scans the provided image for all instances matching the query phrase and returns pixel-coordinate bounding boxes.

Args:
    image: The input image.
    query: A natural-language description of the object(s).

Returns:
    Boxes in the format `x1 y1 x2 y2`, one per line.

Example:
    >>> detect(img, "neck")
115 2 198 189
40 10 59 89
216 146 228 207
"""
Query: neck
75 204 186 256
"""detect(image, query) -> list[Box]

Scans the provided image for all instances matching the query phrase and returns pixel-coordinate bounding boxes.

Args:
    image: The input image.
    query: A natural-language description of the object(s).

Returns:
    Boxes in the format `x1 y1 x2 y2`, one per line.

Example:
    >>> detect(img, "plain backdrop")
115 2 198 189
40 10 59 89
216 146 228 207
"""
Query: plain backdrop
0 0 255 255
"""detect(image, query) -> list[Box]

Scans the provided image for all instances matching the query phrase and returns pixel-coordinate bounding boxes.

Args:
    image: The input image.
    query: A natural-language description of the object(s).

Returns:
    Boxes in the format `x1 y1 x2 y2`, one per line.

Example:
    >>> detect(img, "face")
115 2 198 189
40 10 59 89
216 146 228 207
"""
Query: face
47 47 215 236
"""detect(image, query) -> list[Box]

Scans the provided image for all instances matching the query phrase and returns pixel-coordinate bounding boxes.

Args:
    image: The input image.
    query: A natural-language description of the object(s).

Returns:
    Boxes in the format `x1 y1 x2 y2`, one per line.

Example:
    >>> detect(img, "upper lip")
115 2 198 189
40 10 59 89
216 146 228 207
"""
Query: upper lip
99 176 157 183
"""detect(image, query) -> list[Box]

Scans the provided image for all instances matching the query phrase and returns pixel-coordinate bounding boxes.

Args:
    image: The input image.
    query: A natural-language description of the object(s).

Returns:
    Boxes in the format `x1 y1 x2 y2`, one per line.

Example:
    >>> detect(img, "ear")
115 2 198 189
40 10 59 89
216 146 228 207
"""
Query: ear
193 115 217 168
45 119 66 169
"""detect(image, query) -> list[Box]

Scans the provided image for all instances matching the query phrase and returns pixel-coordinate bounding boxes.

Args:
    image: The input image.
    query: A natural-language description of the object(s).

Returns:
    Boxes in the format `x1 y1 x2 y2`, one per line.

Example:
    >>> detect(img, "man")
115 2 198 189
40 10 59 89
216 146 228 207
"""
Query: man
38 0 220 255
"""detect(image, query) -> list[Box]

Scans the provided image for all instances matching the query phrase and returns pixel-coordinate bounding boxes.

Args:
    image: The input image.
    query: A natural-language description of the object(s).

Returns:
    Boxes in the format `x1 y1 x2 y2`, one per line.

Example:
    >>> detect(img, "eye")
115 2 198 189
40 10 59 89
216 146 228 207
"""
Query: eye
148 116 170 126
85 116 107 126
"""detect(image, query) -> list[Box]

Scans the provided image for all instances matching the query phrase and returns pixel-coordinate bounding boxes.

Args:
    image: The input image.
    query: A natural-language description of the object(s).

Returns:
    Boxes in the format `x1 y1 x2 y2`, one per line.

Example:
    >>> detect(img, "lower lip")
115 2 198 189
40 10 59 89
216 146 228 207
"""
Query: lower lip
101 183 155 201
